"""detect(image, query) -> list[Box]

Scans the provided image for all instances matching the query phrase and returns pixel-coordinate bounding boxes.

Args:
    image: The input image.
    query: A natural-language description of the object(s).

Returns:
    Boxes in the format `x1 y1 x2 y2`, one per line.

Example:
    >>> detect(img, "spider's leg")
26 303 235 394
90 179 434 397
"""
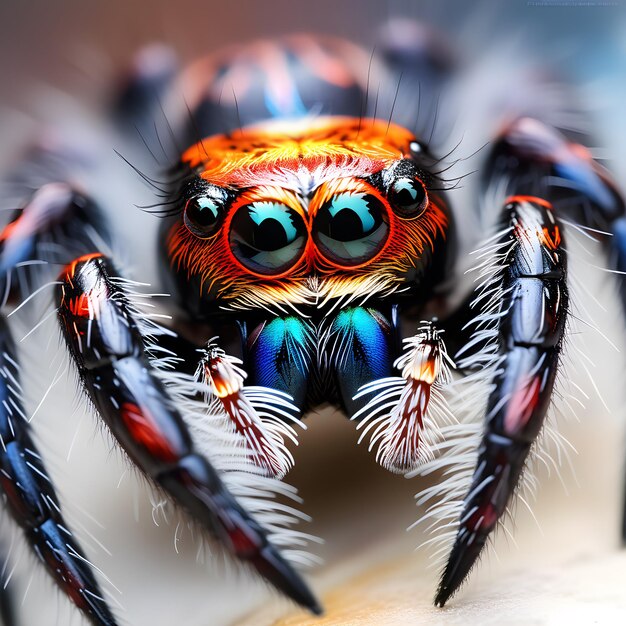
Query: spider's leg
0 185 118 625
442 116 626 365
436 193 568 606
0 315 117 625
56 254 320 614
435 118 626 606
0 182 110 302
484 118 626 541
486 117 626 306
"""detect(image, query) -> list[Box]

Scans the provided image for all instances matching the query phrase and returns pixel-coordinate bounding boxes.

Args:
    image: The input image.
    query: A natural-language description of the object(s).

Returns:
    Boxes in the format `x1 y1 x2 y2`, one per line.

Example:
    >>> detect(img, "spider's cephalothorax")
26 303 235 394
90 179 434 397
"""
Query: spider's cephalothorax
1 24 625 626
160 117 452 414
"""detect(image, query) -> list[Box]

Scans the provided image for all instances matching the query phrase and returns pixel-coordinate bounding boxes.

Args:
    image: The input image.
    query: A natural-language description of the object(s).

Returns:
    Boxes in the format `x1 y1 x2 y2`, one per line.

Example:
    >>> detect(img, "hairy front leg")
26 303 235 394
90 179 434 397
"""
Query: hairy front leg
436 195 568 605
435 117 626 604
57 254 321 615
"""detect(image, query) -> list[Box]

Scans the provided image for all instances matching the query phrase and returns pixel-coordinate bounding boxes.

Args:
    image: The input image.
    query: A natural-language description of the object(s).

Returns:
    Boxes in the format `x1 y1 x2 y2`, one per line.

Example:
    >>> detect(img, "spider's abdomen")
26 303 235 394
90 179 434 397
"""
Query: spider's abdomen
174 35 371 142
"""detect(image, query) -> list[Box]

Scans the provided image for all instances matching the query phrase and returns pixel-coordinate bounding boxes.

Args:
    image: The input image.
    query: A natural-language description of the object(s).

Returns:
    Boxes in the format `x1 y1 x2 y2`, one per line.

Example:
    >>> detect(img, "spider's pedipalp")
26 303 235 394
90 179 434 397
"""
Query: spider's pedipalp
198 340 305 478
353 321 455 473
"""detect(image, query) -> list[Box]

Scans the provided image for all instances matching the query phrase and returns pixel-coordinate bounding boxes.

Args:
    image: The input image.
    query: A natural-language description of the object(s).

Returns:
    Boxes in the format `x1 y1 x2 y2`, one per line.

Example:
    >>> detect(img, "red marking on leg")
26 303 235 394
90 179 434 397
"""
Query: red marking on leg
65 285 108 320
503 375 541 435
569 142 593 162
227 525 260 558
68 293 93 318
61 574 84 609
464 502 498 533
0 219 20 243
541 225 561 250
120 402 178 463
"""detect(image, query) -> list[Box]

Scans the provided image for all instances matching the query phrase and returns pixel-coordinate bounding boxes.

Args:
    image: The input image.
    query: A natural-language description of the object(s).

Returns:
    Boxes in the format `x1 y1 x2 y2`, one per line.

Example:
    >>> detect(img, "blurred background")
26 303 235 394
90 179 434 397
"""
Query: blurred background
0 1 626 625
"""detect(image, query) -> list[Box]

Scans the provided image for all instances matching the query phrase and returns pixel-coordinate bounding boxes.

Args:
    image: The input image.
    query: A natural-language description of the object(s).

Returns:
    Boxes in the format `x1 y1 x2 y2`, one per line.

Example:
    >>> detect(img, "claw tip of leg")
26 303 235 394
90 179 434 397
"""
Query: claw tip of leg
309 601 324 616
434 586 452 608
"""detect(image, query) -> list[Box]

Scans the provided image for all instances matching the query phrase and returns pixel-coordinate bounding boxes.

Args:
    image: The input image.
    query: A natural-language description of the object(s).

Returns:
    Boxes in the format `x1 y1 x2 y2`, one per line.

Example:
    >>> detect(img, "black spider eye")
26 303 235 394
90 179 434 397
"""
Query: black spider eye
184 196 224 237
229 201 307 275
390 177 428 218
313 192 389 266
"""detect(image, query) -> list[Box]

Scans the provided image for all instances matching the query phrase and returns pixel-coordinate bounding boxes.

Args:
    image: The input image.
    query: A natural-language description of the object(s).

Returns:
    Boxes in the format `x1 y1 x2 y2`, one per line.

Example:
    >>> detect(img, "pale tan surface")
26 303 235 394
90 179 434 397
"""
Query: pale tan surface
240 552 626 626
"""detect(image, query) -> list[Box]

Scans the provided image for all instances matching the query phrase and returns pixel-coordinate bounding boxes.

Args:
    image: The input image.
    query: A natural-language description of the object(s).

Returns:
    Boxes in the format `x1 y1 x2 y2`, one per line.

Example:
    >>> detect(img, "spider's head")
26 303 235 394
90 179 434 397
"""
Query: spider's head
161 117 450 318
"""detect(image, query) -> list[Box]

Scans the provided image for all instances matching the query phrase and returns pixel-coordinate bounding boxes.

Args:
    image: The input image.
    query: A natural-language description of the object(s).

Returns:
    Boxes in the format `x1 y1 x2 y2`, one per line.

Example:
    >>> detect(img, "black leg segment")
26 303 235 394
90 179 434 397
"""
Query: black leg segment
0 317 117 625
56 254 321 615
436 196 568 606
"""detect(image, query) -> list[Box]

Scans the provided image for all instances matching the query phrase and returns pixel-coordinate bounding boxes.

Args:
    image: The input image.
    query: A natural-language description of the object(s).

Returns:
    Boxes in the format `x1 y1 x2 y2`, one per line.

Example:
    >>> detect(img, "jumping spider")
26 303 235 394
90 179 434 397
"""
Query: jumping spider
0 21 624 626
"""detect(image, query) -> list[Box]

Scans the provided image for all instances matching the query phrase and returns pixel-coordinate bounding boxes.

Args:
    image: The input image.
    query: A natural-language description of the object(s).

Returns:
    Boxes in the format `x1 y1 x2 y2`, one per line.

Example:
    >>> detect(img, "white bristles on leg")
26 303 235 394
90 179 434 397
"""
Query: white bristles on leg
408 226 514 565
121 291 318 569
352 322 456 473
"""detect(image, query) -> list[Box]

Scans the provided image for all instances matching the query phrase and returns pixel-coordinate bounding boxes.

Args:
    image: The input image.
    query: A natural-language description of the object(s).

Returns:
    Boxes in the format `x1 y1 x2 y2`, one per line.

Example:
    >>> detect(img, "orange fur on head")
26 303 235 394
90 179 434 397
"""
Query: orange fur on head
168 117 448 311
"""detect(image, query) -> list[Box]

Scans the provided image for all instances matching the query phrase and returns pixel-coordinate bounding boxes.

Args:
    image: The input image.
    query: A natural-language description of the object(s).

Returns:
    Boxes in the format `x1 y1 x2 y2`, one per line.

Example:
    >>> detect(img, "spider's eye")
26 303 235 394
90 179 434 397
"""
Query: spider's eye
229 201 307 275
184 196 224 237
313 192 389 266
389 177 428 218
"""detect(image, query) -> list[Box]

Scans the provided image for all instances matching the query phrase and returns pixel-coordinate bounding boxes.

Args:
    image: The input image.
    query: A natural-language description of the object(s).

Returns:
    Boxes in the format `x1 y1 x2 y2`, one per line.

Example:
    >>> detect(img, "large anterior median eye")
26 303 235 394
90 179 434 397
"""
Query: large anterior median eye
184 196 224 237
313 192 389 266
229 201 307 275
